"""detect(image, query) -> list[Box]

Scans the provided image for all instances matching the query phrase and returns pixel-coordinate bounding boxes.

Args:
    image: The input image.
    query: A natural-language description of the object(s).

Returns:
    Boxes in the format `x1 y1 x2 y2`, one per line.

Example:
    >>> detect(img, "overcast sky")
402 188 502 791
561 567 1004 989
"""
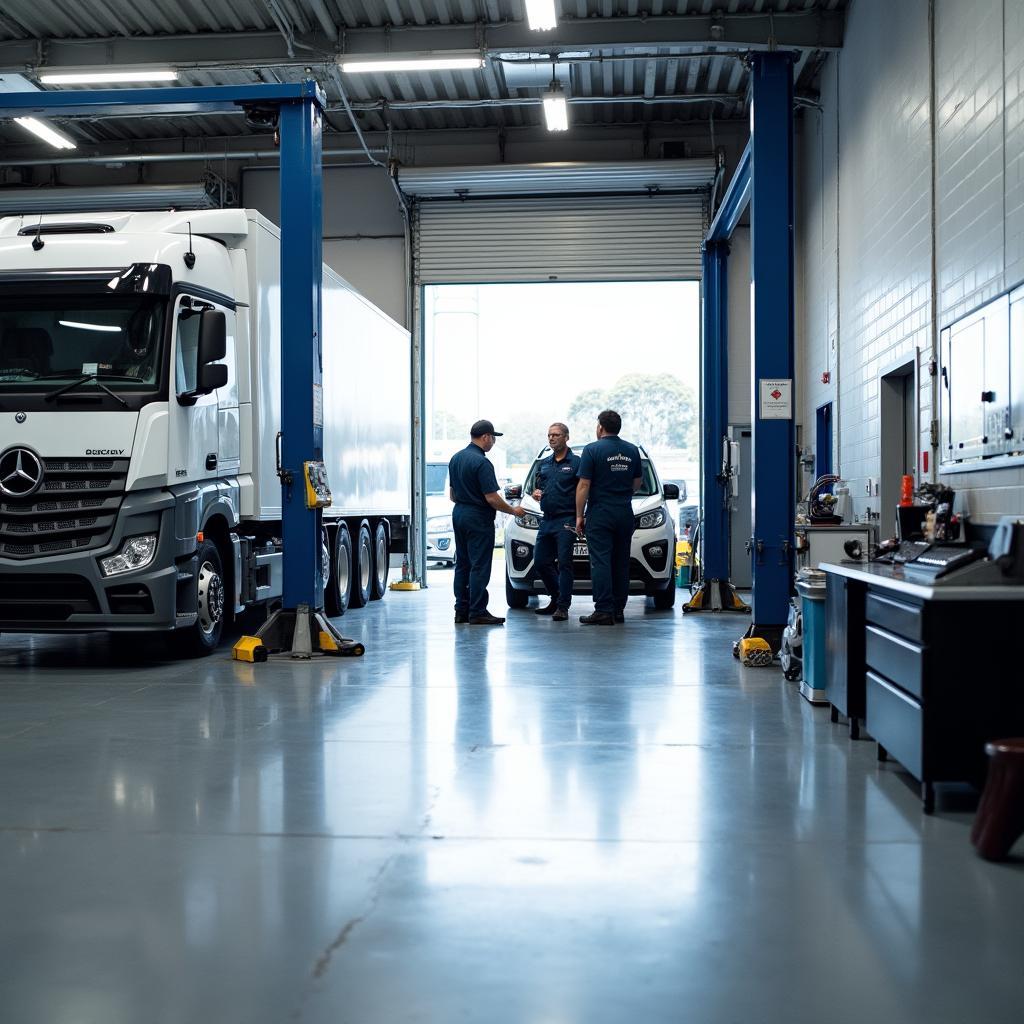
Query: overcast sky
425 281 700 432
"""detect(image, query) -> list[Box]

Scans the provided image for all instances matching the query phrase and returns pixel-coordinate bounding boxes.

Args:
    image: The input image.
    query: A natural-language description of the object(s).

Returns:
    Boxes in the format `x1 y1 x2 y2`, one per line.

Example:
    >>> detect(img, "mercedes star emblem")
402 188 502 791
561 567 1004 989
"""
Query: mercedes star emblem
0 446 44 498
15 412 26 424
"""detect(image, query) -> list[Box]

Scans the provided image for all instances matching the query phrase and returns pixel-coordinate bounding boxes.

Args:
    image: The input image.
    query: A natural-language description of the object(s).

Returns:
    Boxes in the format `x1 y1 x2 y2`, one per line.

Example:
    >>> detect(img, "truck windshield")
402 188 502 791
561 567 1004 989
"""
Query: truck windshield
0 294 165 390
426 463 449 495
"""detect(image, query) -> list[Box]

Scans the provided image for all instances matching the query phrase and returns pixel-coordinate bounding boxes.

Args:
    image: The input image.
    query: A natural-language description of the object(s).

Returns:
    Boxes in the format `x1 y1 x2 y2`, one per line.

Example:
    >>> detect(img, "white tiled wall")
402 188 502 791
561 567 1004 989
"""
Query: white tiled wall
797 0 1024 525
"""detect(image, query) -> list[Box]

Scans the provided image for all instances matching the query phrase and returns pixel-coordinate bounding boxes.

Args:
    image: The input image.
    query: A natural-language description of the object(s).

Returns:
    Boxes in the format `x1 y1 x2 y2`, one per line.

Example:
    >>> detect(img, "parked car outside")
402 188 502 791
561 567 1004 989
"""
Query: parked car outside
504 445 679 608
425 460 509 567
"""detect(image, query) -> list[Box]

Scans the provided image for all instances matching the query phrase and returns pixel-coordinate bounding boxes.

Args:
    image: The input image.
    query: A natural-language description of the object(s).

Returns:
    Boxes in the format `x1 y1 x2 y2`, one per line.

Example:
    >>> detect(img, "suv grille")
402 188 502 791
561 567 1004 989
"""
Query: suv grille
0 457 129 560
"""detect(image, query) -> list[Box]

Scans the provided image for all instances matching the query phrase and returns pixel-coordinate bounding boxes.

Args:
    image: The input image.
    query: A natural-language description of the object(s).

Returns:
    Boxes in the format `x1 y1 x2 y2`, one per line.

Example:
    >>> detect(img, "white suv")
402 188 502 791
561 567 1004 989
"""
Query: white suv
504 445 679 609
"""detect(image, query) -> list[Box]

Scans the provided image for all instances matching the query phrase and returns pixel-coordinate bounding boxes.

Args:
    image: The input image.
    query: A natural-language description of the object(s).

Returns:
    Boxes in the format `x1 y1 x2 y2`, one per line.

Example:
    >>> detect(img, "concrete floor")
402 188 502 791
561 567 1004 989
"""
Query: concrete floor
1 569 1022 1024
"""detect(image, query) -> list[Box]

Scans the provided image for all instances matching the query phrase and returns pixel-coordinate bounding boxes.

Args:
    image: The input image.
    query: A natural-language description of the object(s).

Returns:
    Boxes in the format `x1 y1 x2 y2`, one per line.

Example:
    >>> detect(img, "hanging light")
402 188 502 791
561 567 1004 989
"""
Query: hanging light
340 54 484 74
525 0 558 31
14 117 76 150
542 79 569 132
39 70 179 84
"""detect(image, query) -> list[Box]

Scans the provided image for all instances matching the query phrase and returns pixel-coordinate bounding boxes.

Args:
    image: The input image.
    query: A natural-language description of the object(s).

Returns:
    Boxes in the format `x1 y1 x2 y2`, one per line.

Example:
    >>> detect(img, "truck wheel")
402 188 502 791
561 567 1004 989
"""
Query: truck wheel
350 522 373 608
370 521 389 600
325 524 352 617
653 584 676 610
174 539 225 657
506 570 530 609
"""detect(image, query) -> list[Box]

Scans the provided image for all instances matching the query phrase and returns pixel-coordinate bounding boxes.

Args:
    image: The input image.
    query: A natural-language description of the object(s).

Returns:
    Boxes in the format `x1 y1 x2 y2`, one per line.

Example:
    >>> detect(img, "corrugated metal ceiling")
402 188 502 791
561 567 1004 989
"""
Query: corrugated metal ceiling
0 1 845 150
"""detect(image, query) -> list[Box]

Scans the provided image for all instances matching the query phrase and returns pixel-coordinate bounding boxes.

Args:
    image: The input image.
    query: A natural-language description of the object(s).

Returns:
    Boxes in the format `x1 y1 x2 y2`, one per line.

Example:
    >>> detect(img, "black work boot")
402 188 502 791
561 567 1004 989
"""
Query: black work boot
579 612 615 625
535 600 557 616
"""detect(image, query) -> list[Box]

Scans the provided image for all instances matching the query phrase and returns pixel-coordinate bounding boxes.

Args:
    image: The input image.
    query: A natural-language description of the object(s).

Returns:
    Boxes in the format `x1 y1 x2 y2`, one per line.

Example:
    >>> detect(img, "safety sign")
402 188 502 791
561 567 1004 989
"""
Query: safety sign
759 378 793 419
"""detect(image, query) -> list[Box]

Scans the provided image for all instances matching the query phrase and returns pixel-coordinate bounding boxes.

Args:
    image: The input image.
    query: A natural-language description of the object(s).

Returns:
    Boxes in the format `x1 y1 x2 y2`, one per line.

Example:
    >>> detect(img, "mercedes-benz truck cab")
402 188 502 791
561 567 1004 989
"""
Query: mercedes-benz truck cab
0 210 411 655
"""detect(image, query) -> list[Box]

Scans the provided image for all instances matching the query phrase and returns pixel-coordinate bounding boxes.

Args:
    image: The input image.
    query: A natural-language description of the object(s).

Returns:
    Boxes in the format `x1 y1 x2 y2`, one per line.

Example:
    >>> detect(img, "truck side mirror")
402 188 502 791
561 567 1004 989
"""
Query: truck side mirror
198 361 228 392
178 309 227 404
197 309 226 366
662 483 680 501
505 484 522 500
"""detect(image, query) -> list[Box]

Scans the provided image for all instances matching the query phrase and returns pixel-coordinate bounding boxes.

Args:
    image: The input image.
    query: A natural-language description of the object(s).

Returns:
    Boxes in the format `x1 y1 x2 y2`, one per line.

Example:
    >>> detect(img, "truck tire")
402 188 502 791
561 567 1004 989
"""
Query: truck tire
174 539 226 657
370 521 389 600
653 583 676 610
325 524 352 617
506 569 530 609
350 522 373 608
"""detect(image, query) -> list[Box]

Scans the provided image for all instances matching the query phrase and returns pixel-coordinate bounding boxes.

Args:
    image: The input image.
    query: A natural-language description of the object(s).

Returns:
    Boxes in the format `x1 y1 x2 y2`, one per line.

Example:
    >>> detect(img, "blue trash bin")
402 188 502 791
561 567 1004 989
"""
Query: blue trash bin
795 572 828 705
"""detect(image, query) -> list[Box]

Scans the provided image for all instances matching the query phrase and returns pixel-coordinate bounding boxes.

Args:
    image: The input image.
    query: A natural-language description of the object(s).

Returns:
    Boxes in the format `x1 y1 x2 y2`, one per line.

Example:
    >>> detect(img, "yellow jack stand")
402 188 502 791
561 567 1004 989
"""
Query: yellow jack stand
389 555 421 592
683 578 751 614
249 603 365 659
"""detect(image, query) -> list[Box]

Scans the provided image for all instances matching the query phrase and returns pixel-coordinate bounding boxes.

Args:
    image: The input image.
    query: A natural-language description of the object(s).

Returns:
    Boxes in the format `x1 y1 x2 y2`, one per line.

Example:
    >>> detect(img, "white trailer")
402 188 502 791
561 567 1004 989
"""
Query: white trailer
0 209 411 654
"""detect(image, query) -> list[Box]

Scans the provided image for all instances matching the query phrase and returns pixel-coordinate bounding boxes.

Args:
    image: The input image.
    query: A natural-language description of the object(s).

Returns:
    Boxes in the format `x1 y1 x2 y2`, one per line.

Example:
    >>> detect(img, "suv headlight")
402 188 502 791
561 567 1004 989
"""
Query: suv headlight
515 511 541 530
100 534 158 577
635 507 667 530
427 515 453 534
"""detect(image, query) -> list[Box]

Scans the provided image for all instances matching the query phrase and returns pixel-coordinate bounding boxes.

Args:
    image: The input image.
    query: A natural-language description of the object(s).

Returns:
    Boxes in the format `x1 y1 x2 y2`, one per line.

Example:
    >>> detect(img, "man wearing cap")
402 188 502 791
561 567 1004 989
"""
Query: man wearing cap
575 409 642 625
449 420 525 625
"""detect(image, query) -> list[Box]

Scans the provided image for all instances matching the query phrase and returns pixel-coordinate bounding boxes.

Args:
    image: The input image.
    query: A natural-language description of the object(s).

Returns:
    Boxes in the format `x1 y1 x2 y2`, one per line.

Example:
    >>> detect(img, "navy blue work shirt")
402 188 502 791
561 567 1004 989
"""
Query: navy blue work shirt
535 449 582 518
448 443 499 519
578 436 643 510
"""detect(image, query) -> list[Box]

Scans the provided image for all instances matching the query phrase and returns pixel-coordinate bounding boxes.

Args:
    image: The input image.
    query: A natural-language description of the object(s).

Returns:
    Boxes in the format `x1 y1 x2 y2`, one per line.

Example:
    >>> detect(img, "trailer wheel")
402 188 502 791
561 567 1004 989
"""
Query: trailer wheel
325 524 352 617
350 522 373 608
370 521 389 600
174 539 225 657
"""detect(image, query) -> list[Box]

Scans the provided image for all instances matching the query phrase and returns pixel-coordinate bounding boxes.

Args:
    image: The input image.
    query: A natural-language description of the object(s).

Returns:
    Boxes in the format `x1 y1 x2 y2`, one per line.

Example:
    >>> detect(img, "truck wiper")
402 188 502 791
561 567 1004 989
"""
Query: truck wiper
44 374 129 407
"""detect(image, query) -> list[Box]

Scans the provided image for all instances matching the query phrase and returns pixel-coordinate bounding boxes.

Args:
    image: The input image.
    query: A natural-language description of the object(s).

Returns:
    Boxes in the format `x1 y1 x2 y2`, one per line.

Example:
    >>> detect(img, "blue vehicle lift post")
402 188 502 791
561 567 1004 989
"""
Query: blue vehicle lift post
687 52 796 647
0 84 362 657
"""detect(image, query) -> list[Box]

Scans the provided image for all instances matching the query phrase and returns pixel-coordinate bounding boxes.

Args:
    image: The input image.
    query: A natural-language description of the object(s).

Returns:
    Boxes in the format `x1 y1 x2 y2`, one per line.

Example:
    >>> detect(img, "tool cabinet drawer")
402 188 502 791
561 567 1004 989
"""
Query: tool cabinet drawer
866 670 923 780
865 592 923 643
865 625 924 700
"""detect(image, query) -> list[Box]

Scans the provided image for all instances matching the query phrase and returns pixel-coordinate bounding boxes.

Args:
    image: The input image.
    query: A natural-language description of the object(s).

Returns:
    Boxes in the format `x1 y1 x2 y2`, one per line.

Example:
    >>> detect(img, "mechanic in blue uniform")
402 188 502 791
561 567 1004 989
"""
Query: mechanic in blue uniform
575 409 642 625
449 420 525 625
531 422 582 622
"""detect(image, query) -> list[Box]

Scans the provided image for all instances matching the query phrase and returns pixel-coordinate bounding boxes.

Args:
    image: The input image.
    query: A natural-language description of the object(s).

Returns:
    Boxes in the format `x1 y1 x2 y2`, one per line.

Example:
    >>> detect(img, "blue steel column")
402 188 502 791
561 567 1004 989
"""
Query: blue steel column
278 85 325 610
701 240 730 580
749 52 796 631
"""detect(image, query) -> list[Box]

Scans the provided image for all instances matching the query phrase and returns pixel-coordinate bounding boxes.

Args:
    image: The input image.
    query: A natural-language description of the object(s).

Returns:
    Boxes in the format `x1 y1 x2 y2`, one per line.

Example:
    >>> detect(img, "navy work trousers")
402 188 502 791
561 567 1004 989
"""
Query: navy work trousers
453 504 495 617
534 513 575 609
585 505 634 614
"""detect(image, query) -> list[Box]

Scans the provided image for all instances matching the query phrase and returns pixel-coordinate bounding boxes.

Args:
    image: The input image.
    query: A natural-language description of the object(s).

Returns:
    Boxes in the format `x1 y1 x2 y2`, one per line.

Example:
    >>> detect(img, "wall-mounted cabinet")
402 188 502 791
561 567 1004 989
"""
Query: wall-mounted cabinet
940 284 1024 469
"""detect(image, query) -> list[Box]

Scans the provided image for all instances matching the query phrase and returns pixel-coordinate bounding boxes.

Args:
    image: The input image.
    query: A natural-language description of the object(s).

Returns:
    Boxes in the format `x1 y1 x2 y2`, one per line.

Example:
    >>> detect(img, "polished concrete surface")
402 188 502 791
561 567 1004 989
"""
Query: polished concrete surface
1 569 1022 1023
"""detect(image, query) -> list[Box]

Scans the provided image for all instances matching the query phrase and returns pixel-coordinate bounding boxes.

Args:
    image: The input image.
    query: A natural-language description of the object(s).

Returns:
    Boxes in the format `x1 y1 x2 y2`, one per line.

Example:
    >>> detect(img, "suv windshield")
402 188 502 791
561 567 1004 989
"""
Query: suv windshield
524 448 661 498
0 294 166 391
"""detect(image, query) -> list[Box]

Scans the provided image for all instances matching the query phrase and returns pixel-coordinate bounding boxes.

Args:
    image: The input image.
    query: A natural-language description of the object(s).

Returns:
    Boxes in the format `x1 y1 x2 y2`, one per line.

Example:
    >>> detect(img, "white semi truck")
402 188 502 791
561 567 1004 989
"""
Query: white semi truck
0 209 411 655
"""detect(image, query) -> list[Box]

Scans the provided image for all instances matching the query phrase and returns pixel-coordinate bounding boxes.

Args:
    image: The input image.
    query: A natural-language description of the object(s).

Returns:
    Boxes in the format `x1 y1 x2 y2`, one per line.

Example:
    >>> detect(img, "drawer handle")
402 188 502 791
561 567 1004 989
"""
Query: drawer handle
866 625 921 654
868 671 920 709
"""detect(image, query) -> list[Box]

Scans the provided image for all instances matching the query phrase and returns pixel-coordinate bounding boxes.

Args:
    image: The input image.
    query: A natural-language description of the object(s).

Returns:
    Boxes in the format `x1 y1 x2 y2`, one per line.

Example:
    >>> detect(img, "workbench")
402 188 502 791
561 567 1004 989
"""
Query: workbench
820 561 1024 812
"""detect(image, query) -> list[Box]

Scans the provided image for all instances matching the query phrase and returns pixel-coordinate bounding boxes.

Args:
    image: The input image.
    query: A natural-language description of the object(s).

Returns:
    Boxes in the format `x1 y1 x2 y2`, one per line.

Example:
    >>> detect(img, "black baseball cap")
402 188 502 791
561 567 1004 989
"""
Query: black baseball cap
470 419 503 437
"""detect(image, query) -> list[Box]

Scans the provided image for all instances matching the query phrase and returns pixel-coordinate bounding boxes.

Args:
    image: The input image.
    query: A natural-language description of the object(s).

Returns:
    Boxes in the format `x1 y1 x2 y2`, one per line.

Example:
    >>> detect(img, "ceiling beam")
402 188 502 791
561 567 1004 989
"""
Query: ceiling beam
0 12 843 74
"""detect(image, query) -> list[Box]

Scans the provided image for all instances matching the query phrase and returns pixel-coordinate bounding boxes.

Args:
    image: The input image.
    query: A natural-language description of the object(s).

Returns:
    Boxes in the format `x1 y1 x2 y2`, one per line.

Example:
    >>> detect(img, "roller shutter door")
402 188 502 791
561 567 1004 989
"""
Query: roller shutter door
414 194 706 284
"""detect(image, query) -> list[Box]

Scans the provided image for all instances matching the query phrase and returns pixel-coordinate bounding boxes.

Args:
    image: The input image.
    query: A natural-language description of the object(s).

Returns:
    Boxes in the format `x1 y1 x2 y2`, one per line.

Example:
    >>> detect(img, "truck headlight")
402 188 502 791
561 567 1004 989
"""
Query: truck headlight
515 511 541 530
635 507 667 529
427 515 453 534
100 534 158 577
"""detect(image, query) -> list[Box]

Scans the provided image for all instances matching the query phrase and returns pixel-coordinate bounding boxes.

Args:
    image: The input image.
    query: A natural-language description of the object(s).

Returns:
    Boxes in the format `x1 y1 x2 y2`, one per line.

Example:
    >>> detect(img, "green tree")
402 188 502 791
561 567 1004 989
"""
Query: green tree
497 411 556 466
566 374 698 452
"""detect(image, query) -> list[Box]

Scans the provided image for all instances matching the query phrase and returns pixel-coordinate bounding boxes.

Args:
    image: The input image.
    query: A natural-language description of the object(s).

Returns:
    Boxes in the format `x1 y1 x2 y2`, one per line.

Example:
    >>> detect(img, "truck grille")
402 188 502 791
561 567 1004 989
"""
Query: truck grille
0 457 129 560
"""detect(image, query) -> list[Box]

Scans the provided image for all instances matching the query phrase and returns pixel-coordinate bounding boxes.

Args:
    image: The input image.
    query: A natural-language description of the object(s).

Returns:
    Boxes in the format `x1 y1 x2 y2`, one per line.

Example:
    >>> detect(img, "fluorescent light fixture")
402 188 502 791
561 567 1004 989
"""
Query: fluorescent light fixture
340 56 484 74
542 80 569 132
526 0 558 31
59 320 122 333
14 117 76 150
39 70 179 84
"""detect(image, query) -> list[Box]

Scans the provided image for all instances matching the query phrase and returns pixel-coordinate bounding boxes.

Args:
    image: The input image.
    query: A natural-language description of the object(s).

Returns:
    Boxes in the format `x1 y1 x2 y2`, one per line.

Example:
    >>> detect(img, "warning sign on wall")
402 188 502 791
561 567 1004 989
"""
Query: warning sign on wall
759 379 793 420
